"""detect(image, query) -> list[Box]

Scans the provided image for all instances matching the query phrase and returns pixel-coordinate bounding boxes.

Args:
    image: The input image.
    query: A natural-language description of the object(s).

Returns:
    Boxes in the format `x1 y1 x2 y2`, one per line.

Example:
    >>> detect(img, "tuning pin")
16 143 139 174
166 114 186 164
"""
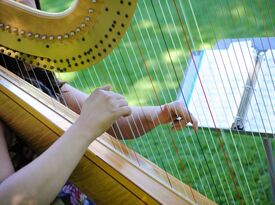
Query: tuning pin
57 35 62 40
0 23 4 29
41 35 47 40
81 23 86 28
85 16 91 22
34 33 40 38
75 27 81 33
49 35 54 40
27 32 33 37
64 33 69 39
11 27 18 33
88 8 94 14
5 25 11 32
70 31 75 36
20 30 25 35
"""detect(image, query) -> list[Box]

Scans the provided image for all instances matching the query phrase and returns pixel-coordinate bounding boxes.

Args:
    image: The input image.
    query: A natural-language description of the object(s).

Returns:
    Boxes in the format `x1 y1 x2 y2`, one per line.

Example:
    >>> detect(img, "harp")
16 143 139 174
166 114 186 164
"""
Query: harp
0 0 274 204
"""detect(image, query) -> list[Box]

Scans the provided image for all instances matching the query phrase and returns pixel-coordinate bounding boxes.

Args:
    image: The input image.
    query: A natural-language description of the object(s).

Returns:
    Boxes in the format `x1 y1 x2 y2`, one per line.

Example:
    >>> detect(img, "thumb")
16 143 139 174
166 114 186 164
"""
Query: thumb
100 84 111 91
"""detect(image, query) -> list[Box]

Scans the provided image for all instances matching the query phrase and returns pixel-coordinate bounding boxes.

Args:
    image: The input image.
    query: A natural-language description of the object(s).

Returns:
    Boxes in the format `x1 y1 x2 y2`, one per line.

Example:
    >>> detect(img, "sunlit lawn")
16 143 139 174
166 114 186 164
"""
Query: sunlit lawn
41 0 275 204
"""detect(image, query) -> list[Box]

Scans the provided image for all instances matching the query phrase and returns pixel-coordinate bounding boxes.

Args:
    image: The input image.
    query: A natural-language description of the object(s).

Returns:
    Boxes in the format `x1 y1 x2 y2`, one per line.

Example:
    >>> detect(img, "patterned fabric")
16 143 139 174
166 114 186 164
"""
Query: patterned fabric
51 182 96 205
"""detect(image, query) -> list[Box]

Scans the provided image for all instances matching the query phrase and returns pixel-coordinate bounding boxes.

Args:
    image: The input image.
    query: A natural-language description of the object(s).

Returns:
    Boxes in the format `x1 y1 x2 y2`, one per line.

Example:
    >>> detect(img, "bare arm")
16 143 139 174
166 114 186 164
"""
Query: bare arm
107 106 161 139
0 85 131 205
107 103 198 139
60 84 198 140
0 124 91 205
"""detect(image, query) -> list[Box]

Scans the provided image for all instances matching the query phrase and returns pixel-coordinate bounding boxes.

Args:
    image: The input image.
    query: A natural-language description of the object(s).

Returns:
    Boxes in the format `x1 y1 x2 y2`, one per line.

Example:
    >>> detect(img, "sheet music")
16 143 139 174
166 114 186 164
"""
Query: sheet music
186 41 255 129
178 41 274 134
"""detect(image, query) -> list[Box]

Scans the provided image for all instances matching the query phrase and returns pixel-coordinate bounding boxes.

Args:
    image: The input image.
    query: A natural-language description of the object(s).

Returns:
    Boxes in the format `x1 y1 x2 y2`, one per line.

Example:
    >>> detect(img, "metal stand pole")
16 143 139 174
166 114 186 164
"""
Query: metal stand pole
263 138 275 204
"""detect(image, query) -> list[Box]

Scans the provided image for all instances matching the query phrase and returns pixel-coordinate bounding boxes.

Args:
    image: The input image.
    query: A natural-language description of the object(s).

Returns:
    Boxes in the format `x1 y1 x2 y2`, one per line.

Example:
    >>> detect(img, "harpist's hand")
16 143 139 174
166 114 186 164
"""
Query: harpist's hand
75 85 132 140
160 100 198 132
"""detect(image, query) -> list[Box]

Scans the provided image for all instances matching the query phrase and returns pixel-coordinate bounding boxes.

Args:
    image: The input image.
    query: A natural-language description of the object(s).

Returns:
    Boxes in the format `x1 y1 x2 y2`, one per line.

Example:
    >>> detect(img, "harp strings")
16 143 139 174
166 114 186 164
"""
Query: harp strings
173 1 234 201
116 29 186 188
78 66 144 165
57 61 142 165
129 7 201 202
111 41 180 187
119 31 184 187
179 2 243 195
79 44 179 190
205 2 272 202
177 0 274 203
115 45 175 178
137 0 222 202
130 2 210 198
114 0 231 202
159 0 225 199
103 46 178 186
95 4 185 188
68 0 274 204
151 2 225 202
151 1 224 204
115 4 206 197
132 4 187 183
227 1 275 135
220 1 273 196
178 2 262 203
170 1 243 204
109 0 272 204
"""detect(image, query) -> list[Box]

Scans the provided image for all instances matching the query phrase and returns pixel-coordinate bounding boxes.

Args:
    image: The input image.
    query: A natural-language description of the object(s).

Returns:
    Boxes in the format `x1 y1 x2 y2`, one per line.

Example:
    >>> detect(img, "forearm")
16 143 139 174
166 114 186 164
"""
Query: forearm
59 85 163 139
59 84 196 140
107 106 163 139
0 123 94 205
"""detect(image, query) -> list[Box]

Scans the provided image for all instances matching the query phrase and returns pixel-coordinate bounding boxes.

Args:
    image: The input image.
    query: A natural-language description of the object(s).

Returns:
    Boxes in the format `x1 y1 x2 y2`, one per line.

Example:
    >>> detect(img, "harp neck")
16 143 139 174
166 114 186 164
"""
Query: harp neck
0 0 137 71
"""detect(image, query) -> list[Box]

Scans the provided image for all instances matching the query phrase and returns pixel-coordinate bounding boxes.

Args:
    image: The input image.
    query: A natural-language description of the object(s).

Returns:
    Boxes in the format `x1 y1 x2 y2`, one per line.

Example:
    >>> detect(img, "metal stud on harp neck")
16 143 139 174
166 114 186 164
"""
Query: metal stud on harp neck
0 0 137 72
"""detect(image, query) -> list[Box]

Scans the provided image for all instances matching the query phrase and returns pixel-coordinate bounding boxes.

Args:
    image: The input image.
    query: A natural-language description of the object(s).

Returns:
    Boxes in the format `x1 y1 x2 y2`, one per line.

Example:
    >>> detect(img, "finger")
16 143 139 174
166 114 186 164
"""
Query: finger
100 84 111 91
116 99 128 107
171 121 186 131
177 111 198 132
114 93 125 100
104 90 124 100
191 114 198 132
116 106 132 117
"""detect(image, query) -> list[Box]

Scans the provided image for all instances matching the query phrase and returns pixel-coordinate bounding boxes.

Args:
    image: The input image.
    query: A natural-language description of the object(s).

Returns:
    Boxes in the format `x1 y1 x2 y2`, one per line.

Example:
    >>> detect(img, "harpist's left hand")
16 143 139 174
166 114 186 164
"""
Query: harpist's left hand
160 100 198 132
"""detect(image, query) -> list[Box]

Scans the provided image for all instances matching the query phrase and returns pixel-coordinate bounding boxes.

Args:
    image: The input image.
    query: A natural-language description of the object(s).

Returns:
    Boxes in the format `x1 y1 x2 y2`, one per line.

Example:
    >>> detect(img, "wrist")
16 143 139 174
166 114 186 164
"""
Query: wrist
69 120 96 144
153 105 166 126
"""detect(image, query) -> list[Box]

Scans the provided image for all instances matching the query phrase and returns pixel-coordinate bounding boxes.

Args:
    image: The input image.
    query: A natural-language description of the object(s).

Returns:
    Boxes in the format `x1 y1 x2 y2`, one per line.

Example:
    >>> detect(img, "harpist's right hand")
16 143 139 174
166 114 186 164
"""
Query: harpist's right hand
75 85 132 140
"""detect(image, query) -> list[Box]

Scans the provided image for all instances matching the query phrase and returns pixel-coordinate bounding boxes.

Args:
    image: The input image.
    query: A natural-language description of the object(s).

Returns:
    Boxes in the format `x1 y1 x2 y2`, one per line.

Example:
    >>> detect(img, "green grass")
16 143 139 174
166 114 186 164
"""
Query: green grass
40 0 275 204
